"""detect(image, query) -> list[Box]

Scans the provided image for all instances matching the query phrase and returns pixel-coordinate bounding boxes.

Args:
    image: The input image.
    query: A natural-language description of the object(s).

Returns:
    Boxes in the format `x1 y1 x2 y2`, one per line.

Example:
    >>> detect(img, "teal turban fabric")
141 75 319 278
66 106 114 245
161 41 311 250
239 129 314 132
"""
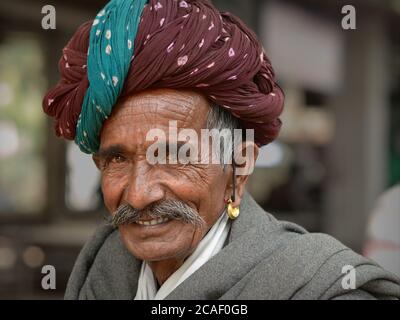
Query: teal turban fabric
77 0 147 153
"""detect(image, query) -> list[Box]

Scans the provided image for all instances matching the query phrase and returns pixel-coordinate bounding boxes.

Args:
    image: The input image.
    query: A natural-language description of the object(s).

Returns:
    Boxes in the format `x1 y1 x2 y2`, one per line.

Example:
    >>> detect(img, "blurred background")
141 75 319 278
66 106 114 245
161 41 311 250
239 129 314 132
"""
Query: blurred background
0 0 399 299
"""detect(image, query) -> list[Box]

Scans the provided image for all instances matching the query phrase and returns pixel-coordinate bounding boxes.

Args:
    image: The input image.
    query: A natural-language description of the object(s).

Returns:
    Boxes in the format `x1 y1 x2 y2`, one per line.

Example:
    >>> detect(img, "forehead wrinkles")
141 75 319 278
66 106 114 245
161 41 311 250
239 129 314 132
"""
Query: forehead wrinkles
103 90 211 132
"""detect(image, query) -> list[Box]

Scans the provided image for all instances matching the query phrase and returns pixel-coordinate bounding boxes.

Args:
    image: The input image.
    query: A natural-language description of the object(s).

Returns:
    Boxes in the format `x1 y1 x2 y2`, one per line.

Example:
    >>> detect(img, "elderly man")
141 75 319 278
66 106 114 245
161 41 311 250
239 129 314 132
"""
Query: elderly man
43 0 400 299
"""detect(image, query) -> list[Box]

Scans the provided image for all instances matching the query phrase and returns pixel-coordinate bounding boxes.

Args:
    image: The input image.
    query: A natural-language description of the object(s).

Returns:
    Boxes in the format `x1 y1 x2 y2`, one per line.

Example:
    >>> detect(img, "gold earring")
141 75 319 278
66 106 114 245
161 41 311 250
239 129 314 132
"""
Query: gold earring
227 199 240 220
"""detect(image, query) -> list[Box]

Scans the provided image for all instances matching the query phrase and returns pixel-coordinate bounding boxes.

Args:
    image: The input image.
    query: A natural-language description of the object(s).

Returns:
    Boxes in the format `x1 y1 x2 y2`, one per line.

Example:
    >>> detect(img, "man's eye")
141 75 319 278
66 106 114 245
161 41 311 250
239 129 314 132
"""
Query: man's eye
107 155 125 164
109 155 125 164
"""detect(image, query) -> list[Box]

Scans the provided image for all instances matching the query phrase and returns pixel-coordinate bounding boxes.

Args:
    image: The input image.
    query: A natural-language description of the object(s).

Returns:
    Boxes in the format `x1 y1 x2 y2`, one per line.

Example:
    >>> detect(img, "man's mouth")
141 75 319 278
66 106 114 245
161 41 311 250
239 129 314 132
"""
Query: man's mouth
135 217 170 226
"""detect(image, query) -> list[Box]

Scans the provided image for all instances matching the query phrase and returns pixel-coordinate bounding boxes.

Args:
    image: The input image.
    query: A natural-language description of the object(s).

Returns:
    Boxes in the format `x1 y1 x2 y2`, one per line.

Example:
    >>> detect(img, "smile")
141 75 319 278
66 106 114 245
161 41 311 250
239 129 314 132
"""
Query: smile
136 217 170 226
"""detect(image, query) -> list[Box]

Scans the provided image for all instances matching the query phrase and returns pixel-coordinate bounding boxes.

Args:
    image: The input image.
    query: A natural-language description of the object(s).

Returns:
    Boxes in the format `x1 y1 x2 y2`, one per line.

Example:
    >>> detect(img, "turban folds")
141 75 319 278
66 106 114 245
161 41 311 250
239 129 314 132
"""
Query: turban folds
43 0 284 154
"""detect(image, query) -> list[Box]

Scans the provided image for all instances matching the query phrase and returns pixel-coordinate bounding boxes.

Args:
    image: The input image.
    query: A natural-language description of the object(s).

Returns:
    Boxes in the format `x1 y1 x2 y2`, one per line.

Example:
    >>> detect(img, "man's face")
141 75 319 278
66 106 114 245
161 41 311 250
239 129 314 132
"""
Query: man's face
95 89 232 262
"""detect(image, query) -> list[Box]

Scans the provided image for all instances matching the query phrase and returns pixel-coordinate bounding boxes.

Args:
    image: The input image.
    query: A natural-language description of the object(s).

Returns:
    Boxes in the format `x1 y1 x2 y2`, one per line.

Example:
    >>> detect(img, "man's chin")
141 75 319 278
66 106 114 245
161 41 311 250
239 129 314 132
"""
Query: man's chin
117 220 193 261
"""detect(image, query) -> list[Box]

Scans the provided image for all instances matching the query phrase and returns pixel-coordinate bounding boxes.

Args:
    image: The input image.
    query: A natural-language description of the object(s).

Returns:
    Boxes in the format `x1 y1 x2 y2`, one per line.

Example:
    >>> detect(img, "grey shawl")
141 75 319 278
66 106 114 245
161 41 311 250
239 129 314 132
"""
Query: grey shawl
65 192 400 300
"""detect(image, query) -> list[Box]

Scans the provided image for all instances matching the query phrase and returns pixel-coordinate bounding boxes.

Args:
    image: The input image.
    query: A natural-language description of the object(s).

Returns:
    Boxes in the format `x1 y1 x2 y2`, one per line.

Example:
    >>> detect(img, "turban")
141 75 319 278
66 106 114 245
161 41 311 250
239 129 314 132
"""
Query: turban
43 0 284 154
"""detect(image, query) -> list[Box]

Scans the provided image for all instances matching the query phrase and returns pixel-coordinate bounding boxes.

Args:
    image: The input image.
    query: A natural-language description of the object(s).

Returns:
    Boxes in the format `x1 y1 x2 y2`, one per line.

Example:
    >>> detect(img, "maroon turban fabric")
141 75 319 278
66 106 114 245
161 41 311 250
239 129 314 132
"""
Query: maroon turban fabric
43 0 284 147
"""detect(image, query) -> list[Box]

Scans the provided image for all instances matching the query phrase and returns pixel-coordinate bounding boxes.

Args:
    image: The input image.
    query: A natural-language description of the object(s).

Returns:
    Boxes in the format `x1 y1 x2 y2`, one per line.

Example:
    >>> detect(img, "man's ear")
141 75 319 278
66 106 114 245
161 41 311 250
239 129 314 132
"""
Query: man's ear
226 141 259 207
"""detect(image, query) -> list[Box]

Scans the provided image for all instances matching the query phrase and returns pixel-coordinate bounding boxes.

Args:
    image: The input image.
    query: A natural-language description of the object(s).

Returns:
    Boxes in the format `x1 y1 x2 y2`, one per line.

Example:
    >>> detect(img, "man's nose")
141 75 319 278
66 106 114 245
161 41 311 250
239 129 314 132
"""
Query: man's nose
123 160 165 210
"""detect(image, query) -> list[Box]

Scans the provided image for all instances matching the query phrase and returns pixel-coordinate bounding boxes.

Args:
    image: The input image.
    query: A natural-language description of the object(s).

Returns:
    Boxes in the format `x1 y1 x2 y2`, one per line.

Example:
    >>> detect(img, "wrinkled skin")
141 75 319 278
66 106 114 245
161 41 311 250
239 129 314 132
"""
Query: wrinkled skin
93 88 257 285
